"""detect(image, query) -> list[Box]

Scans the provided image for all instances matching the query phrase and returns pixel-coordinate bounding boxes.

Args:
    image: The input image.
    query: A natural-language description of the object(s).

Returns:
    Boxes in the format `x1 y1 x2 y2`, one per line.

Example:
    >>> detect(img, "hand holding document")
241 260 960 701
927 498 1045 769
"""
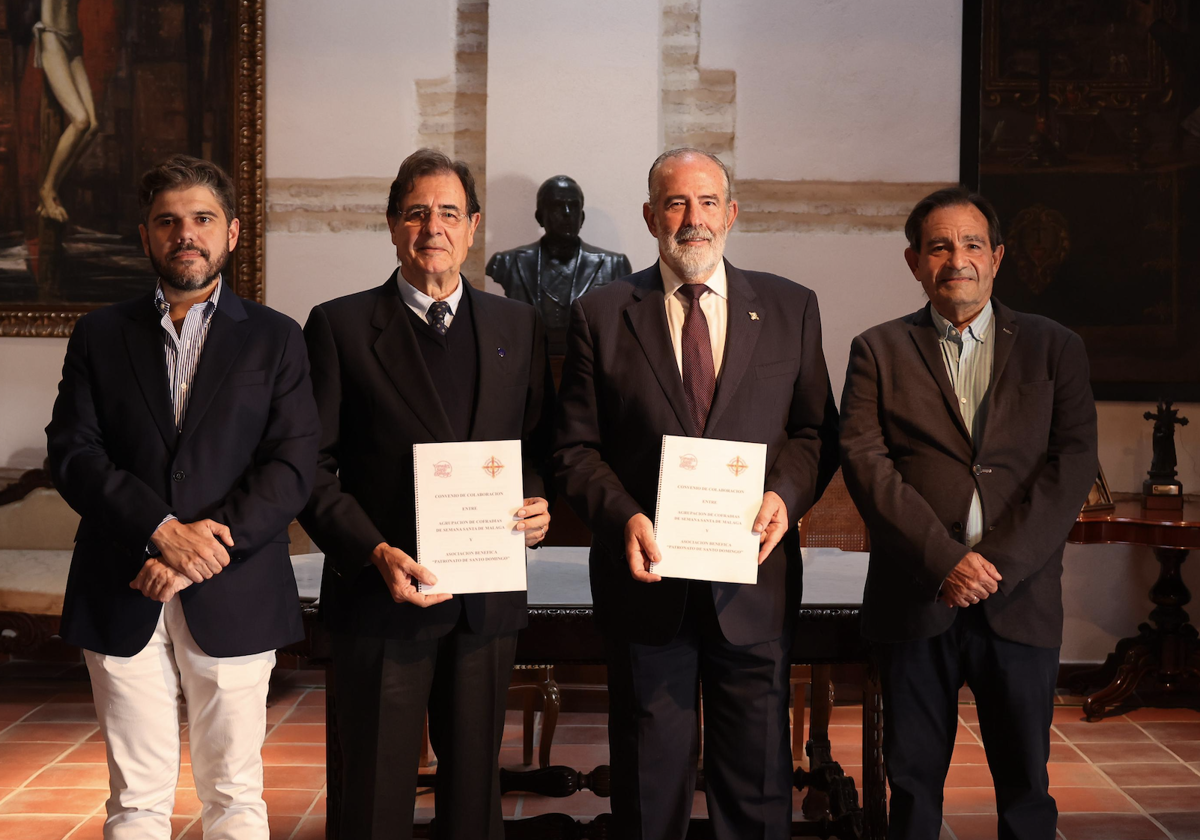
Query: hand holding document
652 435 767 584
413 439 527 595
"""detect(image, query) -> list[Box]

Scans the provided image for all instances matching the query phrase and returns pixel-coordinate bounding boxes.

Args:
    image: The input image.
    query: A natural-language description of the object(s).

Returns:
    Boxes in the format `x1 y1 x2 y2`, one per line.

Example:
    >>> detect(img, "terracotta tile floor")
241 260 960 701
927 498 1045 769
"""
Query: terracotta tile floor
1 661 1198 839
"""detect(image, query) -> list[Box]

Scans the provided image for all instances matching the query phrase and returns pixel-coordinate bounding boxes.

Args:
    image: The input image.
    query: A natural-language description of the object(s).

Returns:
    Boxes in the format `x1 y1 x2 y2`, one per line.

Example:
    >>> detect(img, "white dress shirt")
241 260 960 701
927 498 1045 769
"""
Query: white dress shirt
397 272 465 328
660 258 728 378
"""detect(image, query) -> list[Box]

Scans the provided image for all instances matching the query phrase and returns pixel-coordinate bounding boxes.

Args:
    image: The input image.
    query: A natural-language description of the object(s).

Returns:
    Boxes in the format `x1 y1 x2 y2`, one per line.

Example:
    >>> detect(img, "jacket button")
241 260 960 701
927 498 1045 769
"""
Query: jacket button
173 471 185 481
952 521 963 533
973 464 983 476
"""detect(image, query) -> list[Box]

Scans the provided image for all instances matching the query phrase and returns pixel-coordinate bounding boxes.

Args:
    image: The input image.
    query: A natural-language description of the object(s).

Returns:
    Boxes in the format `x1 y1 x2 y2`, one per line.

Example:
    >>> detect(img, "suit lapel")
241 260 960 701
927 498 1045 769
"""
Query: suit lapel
177 285 250 448
514 249 539 302
704 262 760 435
468 285 511 440
988 299 1019 397
625 267 692 434
572 250 604 301
908 305 972 444
122 295 178 450
371 272 455 441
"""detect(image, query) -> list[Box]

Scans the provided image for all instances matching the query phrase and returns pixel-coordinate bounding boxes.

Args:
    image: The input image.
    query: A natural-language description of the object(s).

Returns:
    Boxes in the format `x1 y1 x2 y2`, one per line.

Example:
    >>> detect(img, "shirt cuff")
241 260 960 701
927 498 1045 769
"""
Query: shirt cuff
146 514 178 557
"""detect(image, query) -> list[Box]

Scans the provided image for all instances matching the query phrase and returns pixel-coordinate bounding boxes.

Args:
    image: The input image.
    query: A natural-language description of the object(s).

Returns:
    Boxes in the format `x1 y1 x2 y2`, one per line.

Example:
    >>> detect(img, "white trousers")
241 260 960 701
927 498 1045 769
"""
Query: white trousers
84 598 275 840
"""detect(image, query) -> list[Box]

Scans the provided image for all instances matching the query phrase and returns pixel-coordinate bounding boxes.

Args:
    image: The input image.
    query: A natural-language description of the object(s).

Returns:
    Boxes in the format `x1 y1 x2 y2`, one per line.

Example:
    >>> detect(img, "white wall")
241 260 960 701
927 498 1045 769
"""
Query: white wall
484 0 661 272
703 0 963 182
265 2 455 180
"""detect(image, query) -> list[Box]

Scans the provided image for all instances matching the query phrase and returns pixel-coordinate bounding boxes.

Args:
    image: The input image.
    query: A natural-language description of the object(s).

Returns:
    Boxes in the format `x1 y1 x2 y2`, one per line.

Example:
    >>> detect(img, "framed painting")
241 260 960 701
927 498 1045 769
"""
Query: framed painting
0 0 264 337
962 0 1200 401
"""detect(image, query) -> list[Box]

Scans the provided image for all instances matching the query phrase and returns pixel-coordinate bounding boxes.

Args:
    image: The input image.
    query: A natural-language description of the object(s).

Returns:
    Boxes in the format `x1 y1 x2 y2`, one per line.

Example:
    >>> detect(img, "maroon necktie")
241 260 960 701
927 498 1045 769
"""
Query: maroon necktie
677 283 715 436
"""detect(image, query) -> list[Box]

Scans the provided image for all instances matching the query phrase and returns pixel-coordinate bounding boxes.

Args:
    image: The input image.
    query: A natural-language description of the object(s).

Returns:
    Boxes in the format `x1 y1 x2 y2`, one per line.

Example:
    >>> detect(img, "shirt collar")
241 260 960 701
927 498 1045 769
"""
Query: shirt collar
154 277 222 317
659 257 728 300
397 272 465 318
930 299 993 343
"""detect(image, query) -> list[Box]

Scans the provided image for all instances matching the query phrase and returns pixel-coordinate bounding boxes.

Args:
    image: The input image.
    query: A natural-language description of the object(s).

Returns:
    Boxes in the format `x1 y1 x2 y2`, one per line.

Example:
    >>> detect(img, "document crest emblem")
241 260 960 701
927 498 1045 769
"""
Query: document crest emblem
482 456 505 478
433 461 453 478
727 455 748 477
679 454 698 471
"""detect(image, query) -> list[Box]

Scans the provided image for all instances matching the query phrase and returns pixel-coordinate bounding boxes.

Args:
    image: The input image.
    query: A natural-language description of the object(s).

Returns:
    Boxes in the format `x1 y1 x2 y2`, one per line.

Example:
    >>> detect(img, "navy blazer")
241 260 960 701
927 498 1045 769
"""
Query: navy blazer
299 274 554 640
553 262 840 647
47 282 320 657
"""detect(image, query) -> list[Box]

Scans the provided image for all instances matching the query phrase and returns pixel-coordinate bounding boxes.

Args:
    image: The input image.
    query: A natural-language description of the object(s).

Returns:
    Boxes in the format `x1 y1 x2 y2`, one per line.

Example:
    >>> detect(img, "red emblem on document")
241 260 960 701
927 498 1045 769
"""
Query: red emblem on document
482 456 505 478
679 454 698 470
727 456 748 477
433 461 452 478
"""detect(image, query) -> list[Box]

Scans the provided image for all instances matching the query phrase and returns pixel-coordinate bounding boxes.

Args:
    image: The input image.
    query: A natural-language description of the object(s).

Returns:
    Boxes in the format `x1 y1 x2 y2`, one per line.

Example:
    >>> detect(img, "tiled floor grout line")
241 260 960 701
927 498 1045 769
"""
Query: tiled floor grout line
1050 718 1179 840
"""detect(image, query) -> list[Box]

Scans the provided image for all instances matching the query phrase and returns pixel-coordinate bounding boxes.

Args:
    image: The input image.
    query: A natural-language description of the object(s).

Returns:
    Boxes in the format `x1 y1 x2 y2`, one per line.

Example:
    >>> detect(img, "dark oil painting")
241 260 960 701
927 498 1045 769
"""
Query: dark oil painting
0 0 263 336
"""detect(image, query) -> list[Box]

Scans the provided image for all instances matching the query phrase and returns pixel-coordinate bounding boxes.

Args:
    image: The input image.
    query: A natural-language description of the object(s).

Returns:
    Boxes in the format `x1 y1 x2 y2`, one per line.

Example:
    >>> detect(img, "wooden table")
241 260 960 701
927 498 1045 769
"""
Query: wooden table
321 547 883 840
1068 500 1200 719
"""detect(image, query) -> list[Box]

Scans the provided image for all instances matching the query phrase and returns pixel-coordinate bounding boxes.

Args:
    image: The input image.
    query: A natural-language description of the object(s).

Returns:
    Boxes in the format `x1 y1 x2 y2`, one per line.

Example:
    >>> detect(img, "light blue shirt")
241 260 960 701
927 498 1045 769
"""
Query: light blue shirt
929 300 995 548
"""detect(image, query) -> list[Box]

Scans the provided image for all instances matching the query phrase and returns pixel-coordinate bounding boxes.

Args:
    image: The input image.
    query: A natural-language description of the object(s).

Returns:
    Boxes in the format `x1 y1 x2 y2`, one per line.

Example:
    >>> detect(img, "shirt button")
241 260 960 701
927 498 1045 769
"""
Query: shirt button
960 397 967 404
173 471 185 481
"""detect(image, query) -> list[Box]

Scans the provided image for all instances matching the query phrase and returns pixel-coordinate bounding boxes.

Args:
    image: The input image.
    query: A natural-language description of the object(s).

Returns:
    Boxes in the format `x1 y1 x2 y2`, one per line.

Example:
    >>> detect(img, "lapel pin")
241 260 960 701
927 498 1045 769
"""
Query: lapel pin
1002 327 1013 334
749 311 759 321
497 347 506 358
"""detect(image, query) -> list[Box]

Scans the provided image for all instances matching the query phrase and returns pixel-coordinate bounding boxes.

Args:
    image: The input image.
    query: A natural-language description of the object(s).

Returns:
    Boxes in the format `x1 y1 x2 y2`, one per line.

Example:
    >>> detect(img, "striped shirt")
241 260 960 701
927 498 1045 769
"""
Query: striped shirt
929 300 995 548
154 280 221 431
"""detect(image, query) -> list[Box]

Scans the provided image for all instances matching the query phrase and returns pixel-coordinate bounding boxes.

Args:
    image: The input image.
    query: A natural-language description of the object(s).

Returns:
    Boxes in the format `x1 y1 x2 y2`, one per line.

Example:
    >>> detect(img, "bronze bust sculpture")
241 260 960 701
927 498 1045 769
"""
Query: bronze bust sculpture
487 176 631 354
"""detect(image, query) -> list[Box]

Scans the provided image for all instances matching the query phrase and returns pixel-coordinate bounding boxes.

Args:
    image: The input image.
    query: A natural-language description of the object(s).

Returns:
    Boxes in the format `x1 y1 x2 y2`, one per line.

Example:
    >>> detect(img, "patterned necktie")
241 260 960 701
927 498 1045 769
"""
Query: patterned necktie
677 283 715 436
426 300 451 335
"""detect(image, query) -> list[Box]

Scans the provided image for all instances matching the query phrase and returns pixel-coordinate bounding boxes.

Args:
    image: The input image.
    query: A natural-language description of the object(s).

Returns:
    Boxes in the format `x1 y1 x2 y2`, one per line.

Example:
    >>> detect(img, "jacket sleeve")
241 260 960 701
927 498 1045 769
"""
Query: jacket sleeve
763 290 839 523
46 317 174 551
207 319 321 560
839 333 968 597
971 332 1098 594
298 304 388 577
553 299 645 554
521 309 555 505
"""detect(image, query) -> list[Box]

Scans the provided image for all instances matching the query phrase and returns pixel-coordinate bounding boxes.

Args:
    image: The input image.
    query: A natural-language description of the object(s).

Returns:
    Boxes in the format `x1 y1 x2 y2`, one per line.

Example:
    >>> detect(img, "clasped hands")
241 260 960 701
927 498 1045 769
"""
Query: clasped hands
373 497 551 608
129 518 234 603
939 551 1003 608
624 491 789 583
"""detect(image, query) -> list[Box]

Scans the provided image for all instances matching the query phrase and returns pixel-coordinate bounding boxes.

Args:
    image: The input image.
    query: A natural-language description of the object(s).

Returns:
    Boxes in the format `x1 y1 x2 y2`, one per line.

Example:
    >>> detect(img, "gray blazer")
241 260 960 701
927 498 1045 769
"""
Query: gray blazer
839 299 1098 648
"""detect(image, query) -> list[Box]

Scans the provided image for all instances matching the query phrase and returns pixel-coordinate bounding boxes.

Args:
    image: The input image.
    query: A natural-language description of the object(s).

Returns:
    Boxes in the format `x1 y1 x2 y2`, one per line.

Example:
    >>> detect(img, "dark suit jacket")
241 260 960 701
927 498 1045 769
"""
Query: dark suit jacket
299 273 553 640
839 300 1098 648
486 239 632 308
554 262 840 647
46 283 320 658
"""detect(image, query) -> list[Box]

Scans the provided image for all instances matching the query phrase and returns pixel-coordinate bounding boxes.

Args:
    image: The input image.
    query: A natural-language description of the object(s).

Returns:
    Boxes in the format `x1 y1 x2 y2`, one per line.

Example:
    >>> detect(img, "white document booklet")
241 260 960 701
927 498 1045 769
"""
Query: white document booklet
652 435 767 585
413 439 527 594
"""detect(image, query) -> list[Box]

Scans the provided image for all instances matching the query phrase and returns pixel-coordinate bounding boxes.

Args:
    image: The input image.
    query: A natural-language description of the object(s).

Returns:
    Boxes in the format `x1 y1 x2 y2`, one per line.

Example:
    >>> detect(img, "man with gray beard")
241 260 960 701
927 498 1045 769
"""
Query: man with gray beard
554 148 839 839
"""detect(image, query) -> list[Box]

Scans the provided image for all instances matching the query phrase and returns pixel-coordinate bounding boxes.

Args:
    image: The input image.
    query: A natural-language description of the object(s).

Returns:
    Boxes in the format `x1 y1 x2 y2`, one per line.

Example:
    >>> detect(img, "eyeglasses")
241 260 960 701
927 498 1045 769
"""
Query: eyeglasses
398 207 470 228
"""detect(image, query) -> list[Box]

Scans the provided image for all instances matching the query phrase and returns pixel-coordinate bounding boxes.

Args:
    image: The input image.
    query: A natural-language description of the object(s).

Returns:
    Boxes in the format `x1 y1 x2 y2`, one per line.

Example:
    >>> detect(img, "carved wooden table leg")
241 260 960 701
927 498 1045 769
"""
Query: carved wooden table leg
802 663 835 820
862 662 887 840
538 666 561 769
1083 548 1198 719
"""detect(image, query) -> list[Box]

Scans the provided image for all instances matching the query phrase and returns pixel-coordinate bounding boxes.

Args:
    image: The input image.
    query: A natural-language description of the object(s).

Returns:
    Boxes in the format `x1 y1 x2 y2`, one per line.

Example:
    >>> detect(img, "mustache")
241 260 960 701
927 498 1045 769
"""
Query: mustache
170 243 210 259
674 225 713 244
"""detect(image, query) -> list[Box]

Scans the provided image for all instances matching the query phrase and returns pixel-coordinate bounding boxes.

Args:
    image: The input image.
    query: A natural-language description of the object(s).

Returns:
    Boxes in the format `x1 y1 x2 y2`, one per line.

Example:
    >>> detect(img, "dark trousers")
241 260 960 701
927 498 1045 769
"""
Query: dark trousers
331 622 518 840
606 582 794 840
875 607 1060 840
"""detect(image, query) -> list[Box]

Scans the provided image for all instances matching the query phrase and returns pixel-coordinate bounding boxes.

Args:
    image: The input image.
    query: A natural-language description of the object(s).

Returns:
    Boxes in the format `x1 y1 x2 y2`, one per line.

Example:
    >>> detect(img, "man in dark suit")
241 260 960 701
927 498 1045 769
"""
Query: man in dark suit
300 148 553 840
46 155 320 839
554 148 839 840
486 175 631 354
839 187 1099 840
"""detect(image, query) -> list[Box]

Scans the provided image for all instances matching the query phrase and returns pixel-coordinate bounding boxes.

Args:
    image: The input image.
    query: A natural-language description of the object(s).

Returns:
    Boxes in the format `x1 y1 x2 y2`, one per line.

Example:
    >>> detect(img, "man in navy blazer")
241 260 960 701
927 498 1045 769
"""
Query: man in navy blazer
46 155 319 840
554 148 839 839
